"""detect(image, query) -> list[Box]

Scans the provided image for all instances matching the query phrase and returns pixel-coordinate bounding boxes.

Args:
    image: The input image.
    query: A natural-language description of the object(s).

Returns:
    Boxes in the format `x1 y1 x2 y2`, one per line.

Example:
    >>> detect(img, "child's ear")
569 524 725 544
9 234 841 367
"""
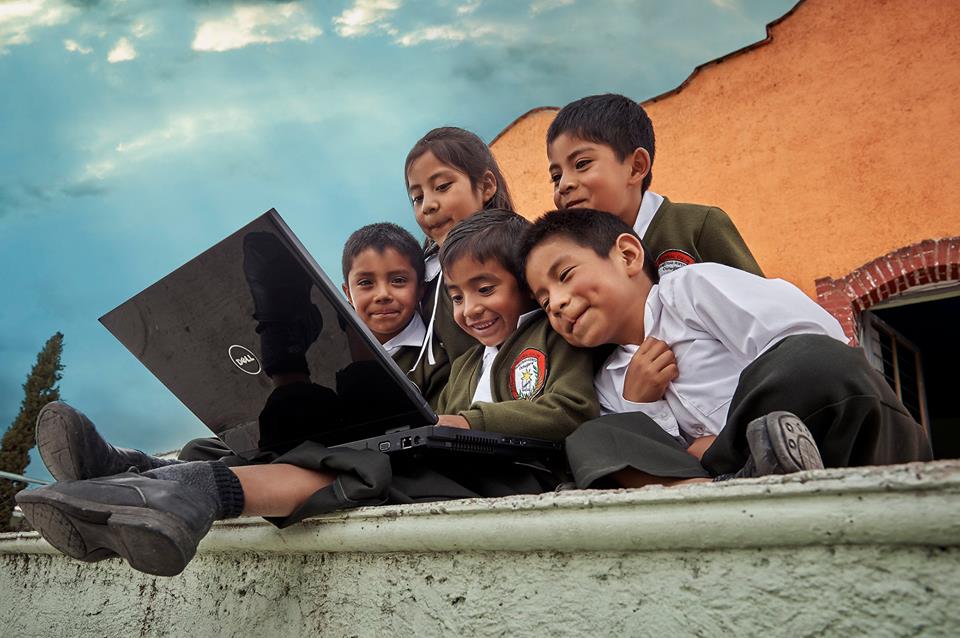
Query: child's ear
627 147 651 186
342 283 353 306
614 233 646 276
479 169 498 205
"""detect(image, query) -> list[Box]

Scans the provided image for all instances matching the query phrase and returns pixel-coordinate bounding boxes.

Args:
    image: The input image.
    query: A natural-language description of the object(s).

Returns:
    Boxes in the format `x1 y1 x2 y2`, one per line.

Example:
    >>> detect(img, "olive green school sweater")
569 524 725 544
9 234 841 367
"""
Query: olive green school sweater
393 342 449 410
644 197 763 278
435 312 599 441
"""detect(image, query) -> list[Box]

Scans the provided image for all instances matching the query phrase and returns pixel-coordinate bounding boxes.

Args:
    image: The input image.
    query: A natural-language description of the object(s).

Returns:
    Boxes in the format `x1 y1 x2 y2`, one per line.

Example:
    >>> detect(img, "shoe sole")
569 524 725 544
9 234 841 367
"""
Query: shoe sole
17 490 196 577
753 411 824 473
35 402 84 482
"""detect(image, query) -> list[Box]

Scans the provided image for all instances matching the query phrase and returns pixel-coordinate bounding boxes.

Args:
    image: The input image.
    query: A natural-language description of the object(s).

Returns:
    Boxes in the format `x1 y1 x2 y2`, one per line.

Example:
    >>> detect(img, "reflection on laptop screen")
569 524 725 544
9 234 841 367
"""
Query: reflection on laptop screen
100 210 435 459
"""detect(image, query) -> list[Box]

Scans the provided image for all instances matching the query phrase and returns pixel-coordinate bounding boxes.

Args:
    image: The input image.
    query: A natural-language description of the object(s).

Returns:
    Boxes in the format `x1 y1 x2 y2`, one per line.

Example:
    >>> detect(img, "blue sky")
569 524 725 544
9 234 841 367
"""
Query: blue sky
0 0 795 478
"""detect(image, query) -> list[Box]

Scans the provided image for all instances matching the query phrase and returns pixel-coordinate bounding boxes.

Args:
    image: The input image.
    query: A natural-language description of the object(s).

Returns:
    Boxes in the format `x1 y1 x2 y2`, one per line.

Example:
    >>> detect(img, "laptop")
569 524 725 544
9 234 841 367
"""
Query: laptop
100 209 562 463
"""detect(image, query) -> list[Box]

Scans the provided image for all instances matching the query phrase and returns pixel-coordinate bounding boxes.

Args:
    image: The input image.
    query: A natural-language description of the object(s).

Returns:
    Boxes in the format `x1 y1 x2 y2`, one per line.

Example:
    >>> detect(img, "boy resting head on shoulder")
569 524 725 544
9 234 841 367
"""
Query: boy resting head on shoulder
433 209 599 440
521 209 931 488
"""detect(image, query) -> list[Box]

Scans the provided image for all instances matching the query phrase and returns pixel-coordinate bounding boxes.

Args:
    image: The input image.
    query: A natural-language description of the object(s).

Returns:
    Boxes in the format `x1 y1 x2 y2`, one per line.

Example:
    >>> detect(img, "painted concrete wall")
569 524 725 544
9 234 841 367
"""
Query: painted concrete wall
3 462 959 637
490 0 960 297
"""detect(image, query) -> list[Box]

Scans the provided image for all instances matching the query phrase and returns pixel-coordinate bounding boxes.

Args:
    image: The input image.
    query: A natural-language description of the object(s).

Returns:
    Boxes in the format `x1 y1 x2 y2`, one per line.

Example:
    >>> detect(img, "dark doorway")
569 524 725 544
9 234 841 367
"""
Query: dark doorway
865 292 960 459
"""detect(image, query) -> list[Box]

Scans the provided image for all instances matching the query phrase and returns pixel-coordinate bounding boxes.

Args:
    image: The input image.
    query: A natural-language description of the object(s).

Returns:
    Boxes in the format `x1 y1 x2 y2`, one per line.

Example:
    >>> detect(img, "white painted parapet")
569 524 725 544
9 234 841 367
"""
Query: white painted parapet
2 462 959 636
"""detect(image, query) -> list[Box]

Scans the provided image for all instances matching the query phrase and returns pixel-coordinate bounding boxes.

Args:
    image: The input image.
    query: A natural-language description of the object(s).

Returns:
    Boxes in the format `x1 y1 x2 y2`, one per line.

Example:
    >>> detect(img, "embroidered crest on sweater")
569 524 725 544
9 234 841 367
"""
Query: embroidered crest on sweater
656 249 696 278
509 348 547 400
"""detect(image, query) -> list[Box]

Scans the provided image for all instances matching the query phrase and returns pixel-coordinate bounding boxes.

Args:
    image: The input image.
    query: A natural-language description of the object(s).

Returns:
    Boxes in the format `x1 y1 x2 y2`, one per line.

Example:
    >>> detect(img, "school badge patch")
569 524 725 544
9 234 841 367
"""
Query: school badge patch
509 348 547 400
656 249 697 278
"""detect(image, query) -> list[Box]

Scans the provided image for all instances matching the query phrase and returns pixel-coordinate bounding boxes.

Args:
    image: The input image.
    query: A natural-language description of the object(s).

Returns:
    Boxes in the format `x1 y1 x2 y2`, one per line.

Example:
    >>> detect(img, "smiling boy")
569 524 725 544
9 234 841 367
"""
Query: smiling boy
432 209 599 440
340 222 448 407
547 93 762 279
521 209 931 488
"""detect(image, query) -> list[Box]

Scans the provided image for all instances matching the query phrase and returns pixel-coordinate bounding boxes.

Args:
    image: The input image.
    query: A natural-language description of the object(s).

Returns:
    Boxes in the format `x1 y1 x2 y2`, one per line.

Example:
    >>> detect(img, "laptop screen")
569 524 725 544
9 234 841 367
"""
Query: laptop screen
100 210 437 458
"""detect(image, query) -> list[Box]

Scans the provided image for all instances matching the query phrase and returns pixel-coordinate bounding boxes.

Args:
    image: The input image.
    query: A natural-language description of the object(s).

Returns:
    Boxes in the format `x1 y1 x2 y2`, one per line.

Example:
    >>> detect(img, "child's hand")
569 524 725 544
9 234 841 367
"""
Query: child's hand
436 414 471 429
623 337 678 404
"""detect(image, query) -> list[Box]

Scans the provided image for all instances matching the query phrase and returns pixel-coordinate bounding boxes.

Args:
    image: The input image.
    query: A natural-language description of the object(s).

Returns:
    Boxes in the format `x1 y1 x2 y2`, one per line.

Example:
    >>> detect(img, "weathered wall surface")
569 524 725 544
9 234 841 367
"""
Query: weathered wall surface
2 462 959 637
3 545 958 637
490 0 960 296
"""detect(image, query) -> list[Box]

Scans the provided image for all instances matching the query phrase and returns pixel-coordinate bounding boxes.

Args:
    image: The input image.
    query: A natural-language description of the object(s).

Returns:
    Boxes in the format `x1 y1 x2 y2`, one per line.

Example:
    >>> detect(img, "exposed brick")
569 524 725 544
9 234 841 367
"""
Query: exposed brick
879 254 899 280
917 269 931 285
921 239 937 267
938 239 950 265
849 273 869 300
866 261 890 287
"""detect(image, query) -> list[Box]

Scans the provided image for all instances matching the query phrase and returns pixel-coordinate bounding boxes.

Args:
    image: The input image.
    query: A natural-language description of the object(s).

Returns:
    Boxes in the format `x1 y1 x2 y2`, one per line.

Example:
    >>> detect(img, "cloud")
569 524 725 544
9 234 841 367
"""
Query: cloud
107 36 135 62
192 4 322 52
710 0 740 10
395 25 467 47
332 0 400 37
529 0 574 15
63 38 90 53
457 0 481 16
394 21 519 47
113 109 255 159
131 19 150 38
0 0 77 53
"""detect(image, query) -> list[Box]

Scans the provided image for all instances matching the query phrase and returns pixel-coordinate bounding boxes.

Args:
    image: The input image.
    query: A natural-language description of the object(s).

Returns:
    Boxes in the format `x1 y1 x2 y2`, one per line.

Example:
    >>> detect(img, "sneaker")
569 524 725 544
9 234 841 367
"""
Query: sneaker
715 411 824 481
36 401 174 482
16 472 217 577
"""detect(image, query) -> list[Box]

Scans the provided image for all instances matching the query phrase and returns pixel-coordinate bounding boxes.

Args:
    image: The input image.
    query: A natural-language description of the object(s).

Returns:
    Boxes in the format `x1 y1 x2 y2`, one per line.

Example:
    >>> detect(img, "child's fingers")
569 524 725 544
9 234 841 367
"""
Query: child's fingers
651 348 676 371
661 363 679 383
639 337 669 358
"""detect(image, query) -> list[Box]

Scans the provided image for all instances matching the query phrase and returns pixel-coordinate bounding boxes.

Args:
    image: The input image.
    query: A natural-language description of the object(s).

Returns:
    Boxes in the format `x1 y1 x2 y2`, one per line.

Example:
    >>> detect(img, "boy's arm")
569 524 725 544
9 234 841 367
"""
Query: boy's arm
457 335 600 441
696 208 764 276
671 265 847 360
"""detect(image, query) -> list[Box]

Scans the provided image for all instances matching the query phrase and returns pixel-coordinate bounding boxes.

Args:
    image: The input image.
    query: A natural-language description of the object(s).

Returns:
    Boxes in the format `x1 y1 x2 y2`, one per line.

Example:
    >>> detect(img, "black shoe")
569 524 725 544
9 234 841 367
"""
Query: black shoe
15 472 217 577
715 411 824 481
36 401 174 482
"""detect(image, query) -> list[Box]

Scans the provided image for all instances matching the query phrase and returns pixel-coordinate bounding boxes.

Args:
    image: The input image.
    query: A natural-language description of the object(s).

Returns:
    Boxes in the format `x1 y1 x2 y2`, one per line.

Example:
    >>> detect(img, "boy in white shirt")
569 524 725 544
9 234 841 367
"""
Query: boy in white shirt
521 209 932 488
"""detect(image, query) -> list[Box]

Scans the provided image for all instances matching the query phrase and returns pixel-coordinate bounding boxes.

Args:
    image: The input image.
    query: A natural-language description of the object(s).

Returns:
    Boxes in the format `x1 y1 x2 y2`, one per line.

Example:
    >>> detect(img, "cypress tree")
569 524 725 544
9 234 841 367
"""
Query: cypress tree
0 332 64 531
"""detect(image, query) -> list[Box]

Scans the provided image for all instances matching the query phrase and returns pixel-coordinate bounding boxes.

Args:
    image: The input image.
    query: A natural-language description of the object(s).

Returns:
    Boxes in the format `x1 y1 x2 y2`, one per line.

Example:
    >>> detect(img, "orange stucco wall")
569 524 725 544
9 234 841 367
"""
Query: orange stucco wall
490 0 960 297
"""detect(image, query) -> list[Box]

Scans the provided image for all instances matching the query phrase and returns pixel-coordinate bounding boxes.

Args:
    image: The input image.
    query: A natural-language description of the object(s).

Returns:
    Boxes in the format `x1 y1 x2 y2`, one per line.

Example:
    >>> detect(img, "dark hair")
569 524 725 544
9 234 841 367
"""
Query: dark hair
405 127 515 212
341 222 425 286
439 209 531 289
519 208 658 284
546 93 656 192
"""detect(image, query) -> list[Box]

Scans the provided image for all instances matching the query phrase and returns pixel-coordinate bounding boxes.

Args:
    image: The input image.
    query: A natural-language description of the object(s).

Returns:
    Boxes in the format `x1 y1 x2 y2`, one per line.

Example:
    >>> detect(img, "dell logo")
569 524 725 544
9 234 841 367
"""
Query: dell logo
228 345 262 375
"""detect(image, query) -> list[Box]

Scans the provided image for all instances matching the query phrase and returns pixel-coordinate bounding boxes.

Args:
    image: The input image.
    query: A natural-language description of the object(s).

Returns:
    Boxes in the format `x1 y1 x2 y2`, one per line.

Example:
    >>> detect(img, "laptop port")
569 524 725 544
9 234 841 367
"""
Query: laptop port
378 441 391 452
401 437 412 449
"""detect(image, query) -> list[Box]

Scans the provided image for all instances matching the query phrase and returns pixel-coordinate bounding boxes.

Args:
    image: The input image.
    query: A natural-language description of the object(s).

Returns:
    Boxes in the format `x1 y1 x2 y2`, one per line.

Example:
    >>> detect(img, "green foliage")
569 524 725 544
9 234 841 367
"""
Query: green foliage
0 333 64 531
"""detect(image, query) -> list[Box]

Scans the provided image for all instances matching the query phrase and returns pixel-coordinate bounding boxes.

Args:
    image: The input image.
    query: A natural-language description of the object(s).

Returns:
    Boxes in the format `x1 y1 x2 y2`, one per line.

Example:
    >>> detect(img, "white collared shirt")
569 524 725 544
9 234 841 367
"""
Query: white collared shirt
633 190 665 239
382 312 427 357
425 254 441 283
471 309 542 404
595 263 848 440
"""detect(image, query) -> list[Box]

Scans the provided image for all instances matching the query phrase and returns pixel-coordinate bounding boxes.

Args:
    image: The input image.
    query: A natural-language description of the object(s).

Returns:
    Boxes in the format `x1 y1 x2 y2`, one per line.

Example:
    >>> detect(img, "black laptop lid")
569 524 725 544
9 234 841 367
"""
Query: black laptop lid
100 209 437 458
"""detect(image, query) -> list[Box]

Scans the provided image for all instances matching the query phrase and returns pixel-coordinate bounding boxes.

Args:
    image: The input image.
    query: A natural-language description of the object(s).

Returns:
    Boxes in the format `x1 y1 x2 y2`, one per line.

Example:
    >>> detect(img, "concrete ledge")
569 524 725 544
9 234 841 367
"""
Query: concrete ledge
2 462 959 637
4 461 958 556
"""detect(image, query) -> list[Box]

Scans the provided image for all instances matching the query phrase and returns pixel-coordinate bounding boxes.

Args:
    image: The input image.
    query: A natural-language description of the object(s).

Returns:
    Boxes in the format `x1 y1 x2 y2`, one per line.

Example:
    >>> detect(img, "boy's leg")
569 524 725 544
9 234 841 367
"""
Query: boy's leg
701 334 933 476
17 444 392 575
37 402 182 482
566 412 711 488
